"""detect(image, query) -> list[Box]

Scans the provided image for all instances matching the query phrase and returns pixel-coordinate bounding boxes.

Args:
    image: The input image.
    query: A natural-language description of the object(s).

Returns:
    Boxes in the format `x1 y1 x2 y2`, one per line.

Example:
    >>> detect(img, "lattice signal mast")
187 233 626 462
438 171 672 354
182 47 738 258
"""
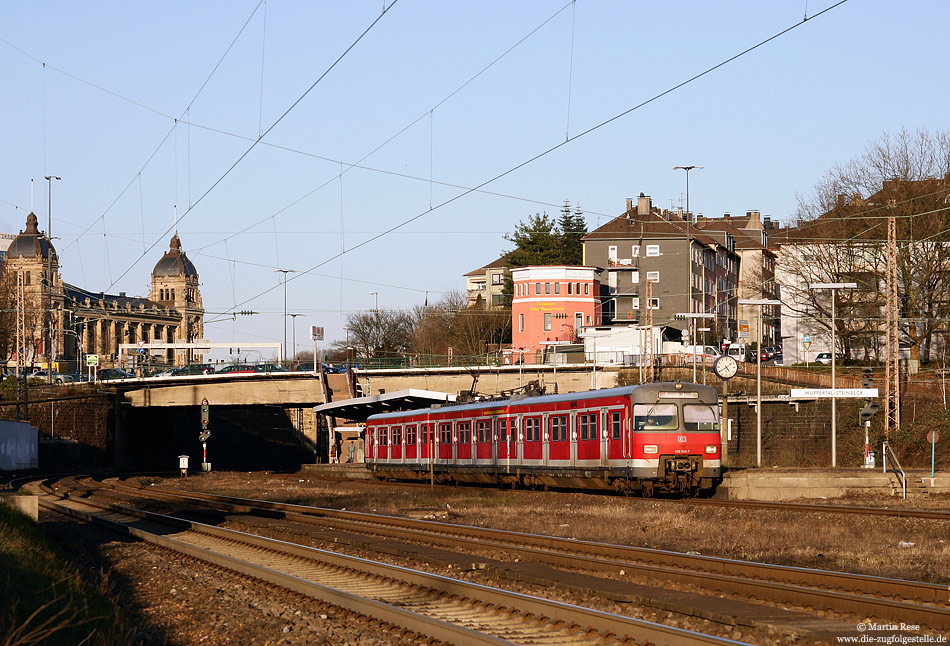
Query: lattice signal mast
884 216 900 439
644 280 654 382
16 271 24 378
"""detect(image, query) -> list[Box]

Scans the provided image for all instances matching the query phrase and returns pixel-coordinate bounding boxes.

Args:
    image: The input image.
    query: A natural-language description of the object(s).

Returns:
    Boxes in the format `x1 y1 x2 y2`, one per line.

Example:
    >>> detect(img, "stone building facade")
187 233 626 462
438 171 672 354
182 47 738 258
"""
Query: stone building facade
4 213 203 371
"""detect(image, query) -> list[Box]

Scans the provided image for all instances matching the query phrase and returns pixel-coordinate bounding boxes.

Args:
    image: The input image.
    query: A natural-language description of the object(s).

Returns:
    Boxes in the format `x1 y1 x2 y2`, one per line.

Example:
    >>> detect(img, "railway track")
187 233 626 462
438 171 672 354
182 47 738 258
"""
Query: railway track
29 477 744 646
72 477 950 634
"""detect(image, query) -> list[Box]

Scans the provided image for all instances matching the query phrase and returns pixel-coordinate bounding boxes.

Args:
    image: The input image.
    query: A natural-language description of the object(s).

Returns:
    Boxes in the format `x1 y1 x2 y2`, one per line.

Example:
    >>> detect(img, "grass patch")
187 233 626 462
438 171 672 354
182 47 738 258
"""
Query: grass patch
0 504 132 645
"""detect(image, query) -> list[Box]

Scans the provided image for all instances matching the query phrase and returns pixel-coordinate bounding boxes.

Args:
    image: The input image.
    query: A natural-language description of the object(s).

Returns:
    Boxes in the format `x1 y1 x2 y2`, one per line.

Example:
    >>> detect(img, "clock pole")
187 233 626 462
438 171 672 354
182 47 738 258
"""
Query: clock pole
721 379 729 466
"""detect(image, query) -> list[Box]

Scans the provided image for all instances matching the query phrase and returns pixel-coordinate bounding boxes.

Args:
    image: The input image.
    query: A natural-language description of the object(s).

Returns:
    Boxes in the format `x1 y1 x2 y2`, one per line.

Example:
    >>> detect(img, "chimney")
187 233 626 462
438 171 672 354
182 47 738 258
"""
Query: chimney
676 206 684 220
626 198 633 213
637 193 652 216
746 210 762 230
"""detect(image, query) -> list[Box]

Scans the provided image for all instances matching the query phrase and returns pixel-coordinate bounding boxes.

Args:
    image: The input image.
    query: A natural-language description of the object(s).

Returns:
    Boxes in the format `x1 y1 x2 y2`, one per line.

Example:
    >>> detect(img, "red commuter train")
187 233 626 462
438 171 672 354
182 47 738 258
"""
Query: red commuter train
365 381 721 496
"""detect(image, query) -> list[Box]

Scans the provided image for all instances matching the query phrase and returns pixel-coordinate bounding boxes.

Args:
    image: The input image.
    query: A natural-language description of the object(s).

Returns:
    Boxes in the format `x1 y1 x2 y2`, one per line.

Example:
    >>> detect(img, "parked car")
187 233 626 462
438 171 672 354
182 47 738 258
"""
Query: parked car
32 370 75 384
815 352 844 365
172 363 217 376
97 368 134 380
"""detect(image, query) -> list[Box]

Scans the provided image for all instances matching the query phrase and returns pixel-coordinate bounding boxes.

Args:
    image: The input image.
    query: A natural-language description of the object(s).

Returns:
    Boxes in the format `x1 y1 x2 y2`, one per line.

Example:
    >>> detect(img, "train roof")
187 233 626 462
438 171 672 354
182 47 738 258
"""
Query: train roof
366 382 716 422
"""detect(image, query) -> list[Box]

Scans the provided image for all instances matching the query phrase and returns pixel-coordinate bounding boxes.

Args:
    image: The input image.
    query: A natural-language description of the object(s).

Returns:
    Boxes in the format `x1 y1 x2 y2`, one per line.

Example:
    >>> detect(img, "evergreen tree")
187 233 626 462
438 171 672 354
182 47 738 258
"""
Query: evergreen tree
503 212 561 267
557 201 587 265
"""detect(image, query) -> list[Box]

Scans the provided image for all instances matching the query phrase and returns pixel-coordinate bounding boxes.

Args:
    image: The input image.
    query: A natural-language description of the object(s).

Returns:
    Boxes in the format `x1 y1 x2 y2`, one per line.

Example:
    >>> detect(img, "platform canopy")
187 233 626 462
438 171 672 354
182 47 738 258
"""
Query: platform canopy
313 388 457 421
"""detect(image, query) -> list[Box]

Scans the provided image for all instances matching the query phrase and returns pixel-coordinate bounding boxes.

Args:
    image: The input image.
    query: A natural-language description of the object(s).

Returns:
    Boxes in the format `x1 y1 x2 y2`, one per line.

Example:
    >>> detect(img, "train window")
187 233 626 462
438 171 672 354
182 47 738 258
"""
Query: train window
684 404 719 431
392 426 402 446
476 419 492 442
523 417 540 441
633 404 678 430
379 427 388 446
421 424 429 444
440 423 452 444
550 415 568 442
610 411 623 439
458 421 472 443
406 425 417 445
499 419 508 442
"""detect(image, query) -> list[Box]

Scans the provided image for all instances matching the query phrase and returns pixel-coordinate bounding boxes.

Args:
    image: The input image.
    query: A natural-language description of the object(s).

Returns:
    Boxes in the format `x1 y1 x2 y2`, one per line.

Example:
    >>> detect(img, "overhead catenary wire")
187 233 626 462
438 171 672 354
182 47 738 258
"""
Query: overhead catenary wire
218 0 850 317
104 1 400 292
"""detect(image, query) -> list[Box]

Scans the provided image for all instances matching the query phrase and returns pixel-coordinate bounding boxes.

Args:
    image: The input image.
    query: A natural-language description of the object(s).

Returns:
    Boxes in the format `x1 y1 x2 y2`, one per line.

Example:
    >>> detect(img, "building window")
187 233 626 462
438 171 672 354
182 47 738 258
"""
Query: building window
632 245 640 257
632 297 640 310
608 245 618 263
554 283 560 295
608 272 617 294
647 271 659 283
646 245 660 257
567 283 572 295
544 313 552 331
491 273 503 285
491 294 504 306
535 283 541 295
519 313 524 332
584 284 589 295
544 283 550 295
648 298 659 309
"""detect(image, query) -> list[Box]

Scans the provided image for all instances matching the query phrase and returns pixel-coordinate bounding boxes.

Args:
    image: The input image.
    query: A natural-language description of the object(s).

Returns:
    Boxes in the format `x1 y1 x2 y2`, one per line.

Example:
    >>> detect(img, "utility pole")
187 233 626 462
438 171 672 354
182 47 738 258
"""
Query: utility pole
885 216 900 440
275 269 295 365
44 175 60 383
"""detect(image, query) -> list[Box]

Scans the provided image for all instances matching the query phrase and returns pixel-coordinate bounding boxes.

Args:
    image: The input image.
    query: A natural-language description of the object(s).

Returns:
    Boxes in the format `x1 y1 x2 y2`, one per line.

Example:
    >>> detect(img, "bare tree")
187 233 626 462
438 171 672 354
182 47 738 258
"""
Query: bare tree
782 127 950 362
344 309 414 359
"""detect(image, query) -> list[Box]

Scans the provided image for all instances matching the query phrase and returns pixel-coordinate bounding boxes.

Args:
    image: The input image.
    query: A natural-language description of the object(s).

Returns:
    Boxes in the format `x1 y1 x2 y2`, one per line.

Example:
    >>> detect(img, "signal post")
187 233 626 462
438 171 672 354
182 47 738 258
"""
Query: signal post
199 397 211 471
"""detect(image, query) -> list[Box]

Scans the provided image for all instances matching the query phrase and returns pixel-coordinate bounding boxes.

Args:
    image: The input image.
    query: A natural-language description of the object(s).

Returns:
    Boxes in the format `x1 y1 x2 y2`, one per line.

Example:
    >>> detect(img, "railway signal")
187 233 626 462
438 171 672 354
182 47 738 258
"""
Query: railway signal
199 398 211 471
859 368 878 422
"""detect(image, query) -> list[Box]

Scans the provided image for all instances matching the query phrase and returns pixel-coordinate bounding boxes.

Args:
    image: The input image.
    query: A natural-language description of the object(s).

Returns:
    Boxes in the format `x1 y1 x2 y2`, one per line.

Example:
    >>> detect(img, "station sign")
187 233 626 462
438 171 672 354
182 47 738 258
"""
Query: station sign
311 326 324 341
790 388 879 398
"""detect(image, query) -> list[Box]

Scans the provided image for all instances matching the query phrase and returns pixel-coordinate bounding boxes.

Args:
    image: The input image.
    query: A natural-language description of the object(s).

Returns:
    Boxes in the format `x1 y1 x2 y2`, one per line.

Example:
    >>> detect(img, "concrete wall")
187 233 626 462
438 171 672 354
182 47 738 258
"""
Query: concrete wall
0 420 38 470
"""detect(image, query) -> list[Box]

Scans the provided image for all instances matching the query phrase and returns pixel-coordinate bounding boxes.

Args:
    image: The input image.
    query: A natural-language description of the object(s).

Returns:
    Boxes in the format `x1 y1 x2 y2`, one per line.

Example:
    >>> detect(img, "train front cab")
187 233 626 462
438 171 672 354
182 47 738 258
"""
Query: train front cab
628 384 721 495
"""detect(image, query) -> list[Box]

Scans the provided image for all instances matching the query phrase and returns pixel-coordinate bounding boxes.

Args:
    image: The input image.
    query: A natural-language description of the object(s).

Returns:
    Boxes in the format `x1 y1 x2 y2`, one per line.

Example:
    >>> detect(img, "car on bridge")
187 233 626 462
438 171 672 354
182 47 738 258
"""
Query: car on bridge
98 368 134 380
32 370 75 384
172 364 217 376
217 363 289 375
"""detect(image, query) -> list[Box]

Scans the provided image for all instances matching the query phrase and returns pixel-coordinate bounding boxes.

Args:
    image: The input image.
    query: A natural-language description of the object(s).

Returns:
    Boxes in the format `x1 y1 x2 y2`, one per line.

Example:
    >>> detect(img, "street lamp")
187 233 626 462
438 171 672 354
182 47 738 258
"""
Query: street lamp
738 299 782 467
676 312 714 383
369 291 378 312
44 175 61 384
674 165 703 321
809 282 857 467
274 268 296 363
342 326 350 369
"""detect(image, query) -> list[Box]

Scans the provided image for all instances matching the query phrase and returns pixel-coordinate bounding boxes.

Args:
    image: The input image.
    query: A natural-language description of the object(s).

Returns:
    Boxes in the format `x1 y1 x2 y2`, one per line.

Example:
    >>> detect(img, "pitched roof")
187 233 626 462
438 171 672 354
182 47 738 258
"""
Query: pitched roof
584 210 722 248
464 252 512 277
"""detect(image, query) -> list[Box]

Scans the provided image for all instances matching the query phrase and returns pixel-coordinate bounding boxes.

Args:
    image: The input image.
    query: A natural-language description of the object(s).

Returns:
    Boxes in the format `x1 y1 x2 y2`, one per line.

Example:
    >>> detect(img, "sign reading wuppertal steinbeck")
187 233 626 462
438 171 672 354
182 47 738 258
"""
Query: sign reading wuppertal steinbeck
790 388 879 398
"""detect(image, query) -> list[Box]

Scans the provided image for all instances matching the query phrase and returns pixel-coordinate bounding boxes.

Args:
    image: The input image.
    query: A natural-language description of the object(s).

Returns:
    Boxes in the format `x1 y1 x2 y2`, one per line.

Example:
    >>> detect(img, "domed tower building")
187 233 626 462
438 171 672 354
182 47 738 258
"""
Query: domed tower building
149 233 204 365
4 212 65 368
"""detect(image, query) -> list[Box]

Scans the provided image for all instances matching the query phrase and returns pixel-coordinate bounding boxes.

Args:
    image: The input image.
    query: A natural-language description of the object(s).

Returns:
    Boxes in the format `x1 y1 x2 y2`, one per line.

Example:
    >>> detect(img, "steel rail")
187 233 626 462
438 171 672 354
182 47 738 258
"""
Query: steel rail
104 478 950 614
32 482 741 646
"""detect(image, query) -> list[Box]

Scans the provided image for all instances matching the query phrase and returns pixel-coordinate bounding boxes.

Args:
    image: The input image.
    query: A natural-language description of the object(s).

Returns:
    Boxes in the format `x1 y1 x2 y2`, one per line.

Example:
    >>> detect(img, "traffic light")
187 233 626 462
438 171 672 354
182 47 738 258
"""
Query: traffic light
861 368 873 389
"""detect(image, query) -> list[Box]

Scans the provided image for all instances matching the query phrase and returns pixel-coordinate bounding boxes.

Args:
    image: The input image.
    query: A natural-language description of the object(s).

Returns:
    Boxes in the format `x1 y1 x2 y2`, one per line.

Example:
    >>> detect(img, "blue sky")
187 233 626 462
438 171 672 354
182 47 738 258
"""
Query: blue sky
2 1 947 359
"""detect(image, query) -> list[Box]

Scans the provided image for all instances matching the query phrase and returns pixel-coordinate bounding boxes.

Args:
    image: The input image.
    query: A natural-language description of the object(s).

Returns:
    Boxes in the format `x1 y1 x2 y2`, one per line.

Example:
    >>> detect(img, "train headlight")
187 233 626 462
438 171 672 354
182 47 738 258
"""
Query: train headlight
705 445 718 454
643 445 658 454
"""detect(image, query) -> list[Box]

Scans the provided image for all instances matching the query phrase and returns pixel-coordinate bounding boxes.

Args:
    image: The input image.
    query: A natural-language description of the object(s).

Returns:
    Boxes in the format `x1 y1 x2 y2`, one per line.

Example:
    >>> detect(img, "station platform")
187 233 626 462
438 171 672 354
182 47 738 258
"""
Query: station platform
716 468 950 501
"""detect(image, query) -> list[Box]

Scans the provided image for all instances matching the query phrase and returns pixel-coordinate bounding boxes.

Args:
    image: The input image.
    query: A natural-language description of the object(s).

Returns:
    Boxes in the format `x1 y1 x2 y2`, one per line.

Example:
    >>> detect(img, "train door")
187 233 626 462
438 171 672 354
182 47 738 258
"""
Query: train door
600 410 609 467
419 422 431 462
405 424 417 462
569 411 577 466
438 422 453 464
366 425 376 463
522 415 543 463
390 425 403 463
475 418 493 464
606 408 627 463
547 413 570 463
575 411 600 465
497 417 516 466
456 420 472 462
377 426 389 462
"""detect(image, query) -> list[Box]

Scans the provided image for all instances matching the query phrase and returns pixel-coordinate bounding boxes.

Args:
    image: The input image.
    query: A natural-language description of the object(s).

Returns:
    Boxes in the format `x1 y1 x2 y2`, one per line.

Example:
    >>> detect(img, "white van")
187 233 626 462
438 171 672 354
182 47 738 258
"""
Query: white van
727 342 751 362
681 345 722 363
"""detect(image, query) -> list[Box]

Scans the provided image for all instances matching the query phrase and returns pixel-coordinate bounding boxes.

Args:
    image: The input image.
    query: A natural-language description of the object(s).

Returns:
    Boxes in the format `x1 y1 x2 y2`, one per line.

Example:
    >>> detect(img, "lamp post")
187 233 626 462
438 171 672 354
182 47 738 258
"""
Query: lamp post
674 165 703 323
342 326 350 369
738 299 782 467
289 314 304 363
275 268 295 364
809 282 857 467
44 175 61 383
369 291 378 312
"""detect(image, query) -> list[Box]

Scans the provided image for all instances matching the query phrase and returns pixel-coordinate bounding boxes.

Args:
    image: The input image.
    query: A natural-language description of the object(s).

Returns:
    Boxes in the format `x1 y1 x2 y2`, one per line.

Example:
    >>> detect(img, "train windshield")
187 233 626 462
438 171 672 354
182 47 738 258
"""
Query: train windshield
683 404 719 431
633 404 678 430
